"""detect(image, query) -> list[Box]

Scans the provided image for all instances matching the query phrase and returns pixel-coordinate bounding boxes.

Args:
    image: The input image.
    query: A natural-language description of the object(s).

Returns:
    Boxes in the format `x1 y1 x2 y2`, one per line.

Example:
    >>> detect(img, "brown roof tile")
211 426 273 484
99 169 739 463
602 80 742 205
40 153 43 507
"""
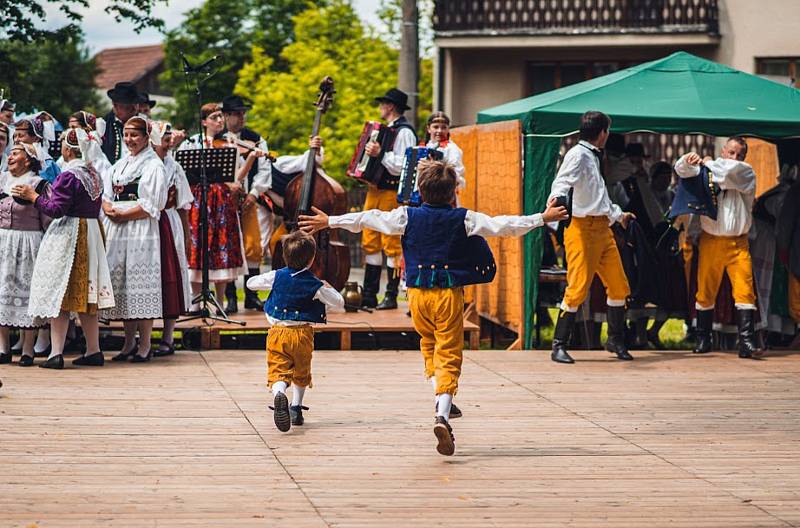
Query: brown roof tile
94 44 165 90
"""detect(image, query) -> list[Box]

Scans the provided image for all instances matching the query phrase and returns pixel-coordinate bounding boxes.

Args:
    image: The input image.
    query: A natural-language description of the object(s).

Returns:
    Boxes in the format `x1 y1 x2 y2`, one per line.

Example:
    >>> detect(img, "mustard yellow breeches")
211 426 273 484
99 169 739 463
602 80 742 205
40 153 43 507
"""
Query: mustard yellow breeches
695 232 756 310
361 187 402 257
266 325 314 388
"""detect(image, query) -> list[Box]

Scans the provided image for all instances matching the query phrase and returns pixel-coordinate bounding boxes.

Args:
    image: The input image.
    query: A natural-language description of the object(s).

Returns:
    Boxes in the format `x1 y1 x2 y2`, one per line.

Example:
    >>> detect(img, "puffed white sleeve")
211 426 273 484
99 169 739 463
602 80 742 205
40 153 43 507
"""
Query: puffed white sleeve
174 161 194 210
381 128 416 176
137 159 168 219
674 154 701 179
102 167 115 203
704 158 756 194
329 206 408 235
464 210 544 237
249 139 272 196
246 270 276 291
314 285 345 313
445 142 466 190
548 149 581 201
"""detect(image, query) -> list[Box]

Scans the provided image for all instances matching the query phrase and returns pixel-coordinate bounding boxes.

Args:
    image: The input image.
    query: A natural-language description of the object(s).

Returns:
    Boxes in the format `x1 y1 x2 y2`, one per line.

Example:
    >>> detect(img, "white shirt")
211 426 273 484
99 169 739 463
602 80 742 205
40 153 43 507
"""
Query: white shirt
427 139 466 191
380 118 417 176
674 155 756 237
246 269 345 326
549 140 623 225
228 130 272 197
329 206 544 238
103 146 168 219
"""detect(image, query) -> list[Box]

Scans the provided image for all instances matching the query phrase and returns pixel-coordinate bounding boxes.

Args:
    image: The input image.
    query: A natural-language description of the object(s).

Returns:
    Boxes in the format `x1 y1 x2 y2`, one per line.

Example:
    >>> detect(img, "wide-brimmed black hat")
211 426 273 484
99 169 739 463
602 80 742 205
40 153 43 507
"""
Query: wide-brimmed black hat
107 82 141 104
139 91 157 109
374 88 411 111
221 95 252 113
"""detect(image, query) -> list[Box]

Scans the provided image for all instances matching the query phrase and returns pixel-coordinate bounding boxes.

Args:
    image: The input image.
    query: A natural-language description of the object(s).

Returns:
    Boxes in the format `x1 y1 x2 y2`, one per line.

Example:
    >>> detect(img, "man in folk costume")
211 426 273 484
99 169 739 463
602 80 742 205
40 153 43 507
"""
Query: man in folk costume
549 111 636 364
775 171 800 347
219 95 271 312
361 88 417 310
101 82 141 165
673 137 761 358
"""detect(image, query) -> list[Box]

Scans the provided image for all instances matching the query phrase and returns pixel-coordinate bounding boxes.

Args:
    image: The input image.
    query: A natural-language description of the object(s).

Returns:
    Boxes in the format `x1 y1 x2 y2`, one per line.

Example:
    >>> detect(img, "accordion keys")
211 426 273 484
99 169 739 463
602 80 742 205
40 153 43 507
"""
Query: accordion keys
397 146 444 207
346 121 388 184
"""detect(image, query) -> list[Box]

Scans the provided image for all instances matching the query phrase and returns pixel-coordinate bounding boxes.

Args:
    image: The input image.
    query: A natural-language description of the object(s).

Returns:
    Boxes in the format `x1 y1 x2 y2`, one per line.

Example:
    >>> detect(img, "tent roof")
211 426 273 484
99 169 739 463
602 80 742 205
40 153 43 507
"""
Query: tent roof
476 52 800 139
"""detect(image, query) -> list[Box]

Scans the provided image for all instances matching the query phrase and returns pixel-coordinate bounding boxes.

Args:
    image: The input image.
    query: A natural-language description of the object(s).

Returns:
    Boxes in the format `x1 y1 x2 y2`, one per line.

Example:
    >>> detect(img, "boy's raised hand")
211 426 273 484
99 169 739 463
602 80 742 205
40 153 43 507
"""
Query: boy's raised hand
298 206 330 234
542 197 568 223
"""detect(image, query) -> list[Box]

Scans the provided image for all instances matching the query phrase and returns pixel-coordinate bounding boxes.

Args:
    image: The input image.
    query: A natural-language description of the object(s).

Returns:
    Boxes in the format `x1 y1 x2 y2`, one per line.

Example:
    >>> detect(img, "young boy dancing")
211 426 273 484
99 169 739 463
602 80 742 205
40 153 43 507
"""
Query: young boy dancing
247 231 345 432
299 161 567 456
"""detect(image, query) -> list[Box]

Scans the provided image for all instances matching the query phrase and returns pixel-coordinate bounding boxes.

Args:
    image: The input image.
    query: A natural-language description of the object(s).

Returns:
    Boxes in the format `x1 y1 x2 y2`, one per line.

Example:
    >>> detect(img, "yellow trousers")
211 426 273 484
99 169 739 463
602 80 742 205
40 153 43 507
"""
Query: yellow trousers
696 232 756 310
241 206 262 265
362 187 402 257
562 216 630 311
788 272 800 323
408 287 464 396
266 325 314 388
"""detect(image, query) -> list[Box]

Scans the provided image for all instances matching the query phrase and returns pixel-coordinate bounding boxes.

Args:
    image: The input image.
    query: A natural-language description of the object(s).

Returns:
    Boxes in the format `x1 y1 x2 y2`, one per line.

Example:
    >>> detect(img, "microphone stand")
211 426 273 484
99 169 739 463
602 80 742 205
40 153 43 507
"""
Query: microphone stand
178 54 245 331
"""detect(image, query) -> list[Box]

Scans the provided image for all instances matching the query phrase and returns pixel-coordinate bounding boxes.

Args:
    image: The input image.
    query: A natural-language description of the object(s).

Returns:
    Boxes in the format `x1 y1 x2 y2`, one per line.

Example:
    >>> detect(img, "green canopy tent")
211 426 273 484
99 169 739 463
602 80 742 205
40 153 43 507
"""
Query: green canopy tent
475 51 800 348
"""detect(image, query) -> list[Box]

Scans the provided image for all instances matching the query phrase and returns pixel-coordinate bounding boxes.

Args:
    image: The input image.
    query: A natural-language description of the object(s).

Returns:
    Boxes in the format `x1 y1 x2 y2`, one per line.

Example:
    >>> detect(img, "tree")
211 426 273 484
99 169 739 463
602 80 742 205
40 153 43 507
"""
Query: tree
160 0 324 129
236 1 402 186
1 0 168 42
0 31 100 123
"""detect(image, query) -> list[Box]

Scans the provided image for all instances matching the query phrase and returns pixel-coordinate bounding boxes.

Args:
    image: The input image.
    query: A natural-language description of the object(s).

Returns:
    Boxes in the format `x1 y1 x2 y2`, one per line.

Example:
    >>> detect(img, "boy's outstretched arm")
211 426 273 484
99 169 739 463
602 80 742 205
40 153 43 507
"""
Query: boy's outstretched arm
465 197 568 237
298 206 408 236
246 270 277 291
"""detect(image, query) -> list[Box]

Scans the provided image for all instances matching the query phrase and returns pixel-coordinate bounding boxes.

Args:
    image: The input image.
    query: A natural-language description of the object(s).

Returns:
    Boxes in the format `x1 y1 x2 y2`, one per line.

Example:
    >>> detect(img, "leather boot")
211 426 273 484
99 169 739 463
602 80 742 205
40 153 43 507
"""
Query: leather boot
606 306 633 360
244 268 264 310
694 309 713 353
376 267 400 310
225 281 238 314
551 310 576 364
361 264 381 309
736 309 761 359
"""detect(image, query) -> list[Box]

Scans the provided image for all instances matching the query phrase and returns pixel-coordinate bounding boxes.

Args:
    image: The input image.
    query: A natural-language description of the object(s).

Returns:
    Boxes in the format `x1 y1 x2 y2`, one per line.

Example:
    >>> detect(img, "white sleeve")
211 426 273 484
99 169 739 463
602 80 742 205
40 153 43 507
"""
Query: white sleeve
102 166 115 203
246 270 276 291
314 285 345 313
674 154 701 179
445 143 466 190
137 159 168 219
381 128 416 176
704 158 756 194
548 150 581 201
174 162 194 210
464 210 544 237
249 139 272 196
329 207 408 235
608 202 624 225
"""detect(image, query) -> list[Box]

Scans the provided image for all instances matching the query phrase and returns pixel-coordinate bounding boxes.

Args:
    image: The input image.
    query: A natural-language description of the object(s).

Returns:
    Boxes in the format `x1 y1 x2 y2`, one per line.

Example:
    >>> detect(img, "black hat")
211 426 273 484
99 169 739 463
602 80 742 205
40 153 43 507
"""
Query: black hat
221 95 251 113
139 91 157 109
374 88 411 112
625 143 648 158
107 82 141 104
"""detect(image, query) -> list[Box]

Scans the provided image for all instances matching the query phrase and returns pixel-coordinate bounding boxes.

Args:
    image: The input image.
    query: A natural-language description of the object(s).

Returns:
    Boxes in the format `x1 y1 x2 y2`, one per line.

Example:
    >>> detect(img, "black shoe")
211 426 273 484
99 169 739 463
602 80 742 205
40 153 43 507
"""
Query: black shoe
0 352 11 364
225 282 239 313
111 343 138 362
18 355 35 367
647 329 665 350
449 403 463 419
551 310 576 364
694 309 713 354
34 344 51 358
72 352 104 366
130 349 152 363
290 405 308 426
376 267 400 310
736 309 762 359
271 392 291 432
606 306 633 360
153 342 175 357
361 264 382 309
433 416 455 456
39 355 64 369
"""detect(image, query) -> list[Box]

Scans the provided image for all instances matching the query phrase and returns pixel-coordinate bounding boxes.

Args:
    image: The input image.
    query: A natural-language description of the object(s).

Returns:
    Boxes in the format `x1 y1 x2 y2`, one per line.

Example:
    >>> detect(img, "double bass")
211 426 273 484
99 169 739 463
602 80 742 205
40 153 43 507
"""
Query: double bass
272 77 351 291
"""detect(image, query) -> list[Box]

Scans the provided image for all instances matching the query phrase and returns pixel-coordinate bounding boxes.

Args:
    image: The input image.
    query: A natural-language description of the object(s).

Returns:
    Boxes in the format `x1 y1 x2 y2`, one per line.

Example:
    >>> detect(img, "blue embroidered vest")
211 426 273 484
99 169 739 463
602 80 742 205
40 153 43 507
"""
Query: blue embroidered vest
402 204 496 288
264 268 327 323
669 166 719 220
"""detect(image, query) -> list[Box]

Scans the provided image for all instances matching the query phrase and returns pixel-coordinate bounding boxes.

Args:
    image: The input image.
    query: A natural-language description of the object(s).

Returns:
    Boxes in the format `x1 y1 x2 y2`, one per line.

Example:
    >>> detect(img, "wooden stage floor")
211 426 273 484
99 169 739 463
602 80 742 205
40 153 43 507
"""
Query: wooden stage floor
1 348 799 527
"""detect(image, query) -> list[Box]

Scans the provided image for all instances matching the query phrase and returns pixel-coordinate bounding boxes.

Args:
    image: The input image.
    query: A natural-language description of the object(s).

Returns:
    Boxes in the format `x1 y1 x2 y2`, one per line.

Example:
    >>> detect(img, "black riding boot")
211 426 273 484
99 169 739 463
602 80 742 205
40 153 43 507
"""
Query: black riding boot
694 309 713 353
606 306 633 360
244 268 264 310
737 309 761 359
376 267 400 310
225 281 238 314
361 264 381 309
551 310 576 364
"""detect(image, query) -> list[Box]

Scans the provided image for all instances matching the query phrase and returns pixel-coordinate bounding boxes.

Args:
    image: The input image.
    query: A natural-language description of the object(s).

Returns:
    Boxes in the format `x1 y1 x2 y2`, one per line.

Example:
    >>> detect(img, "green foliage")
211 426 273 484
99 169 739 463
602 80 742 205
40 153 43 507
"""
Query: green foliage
1 0 168 42
0 31 100 122
160 0 322 129
236 1 402 185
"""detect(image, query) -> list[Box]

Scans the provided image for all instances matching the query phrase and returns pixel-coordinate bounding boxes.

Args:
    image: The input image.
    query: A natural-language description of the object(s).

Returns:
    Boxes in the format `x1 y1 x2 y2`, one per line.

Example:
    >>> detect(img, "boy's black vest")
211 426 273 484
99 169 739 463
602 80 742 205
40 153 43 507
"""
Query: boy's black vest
403 204 496 288
377 116 417 191
264 267 327 323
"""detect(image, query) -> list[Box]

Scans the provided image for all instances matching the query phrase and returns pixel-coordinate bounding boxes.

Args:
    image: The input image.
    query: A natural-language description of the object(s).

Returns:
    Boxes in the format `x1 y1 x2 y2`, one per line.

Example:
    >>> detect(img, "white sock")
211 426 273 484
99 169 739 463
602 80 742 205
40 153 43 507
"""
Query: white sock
430 376 437 392
11 333 24 351
34 328 51 353
272 381 288 396
291 384 306 407
436 393 453 420
364 252 382 266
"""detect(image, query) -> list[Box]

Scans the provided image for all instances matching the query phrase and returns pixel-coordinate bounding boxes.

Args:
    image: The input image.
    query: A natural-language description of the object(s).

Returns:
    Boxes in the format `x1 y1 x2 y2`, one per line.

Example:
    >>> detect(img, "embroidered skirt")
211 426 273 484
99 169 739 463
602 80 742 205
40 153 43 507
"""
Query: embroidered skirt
188 183 246 282
0 228 43 328
159 213 186 319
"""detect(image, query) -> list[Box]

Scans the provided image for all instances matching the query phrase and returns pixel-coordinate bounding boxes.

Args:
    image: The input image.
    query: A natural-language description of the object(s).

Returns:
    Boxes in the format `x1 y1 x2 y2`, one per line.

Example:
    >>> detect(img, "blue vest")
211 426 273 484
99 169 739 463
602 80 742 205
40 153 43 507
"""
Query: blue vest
669 166 719 220
264 268 327 323
402 204 496 288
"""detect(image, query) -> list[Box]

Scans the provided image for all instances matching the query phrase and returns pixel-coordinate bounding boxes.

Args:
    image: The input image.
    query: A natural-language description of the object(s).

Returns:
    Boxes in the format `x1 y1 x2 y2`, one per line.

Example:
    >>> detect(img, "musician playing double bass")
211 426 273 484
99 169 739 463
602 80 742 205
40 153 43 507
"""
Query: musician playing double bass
361 88 417 310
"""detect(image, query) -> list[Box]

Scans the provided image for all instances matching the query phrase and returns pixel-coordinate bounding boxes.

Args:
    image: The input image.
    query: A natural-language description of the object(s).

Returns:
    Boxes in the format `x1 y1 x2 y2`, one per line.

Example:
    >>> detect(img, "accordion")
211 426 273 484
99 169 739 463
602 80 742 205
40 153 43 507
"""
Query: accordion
397 146 443 206
346 121 389 184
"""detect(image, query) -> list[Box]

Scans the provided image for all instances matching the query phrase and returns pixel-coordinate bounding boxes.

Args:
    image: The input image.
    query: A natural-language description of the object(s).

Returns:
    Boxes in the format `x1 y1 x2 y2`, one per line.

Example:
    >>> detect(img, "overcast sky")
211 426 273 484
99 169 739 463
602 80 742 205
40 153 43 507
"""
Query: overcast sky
44 0 383 52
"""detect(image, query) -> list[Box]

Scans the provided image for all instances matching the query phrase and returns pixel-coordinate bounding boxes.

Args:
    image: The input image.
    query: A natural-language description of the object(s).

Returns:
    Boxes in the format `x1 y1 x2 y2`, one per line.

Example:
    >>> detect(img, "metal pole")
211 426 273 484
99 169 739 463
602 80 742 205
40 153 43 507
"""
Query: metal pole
398 0 419 129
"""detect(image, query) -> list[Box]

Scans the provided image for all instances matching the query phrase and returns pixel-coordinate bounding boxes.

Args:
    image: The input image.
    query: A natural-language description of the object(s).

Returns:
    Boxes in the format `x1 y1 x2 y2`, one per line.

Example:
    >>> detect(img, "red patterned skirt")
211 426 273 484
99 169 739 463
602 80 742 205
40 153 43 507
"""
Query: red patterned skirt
159 214 186 319
187 183 244 273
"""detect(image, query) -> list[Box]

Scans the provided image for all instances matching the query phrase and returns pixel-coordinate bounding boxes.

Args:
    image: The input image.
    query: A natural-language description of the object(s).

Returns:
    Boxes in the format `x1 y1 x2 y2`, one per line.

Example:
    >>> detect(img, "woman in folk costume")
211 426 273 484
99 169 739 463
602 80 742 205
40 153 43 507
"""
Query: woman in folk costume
423 112 466 198
0 144 51 367
152 121 193 356
59 111 112 177
178 103 248 312
12 129 115 369
13 113 61 183
102 115 168 362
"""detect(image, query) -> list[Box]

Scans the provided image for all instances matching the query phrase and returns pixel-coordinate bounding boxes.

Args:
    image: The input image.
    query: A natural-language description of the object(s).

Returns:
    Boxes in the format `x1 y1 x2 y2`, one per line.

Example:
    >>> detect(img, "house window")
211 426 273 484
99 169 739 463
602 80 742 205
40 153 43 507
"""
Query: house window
526 61 630 95
756 58 800 87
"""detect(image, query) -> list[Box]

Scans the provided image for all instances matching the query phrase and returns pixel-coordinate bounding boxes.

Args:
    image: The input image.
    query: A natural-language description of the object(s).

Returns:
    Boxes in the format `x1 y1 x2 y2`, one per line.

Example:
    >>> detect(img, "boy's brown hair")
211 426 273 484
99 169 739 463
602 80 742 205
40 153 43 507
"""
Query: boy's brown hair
283 230 317 269
417 160 457 205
